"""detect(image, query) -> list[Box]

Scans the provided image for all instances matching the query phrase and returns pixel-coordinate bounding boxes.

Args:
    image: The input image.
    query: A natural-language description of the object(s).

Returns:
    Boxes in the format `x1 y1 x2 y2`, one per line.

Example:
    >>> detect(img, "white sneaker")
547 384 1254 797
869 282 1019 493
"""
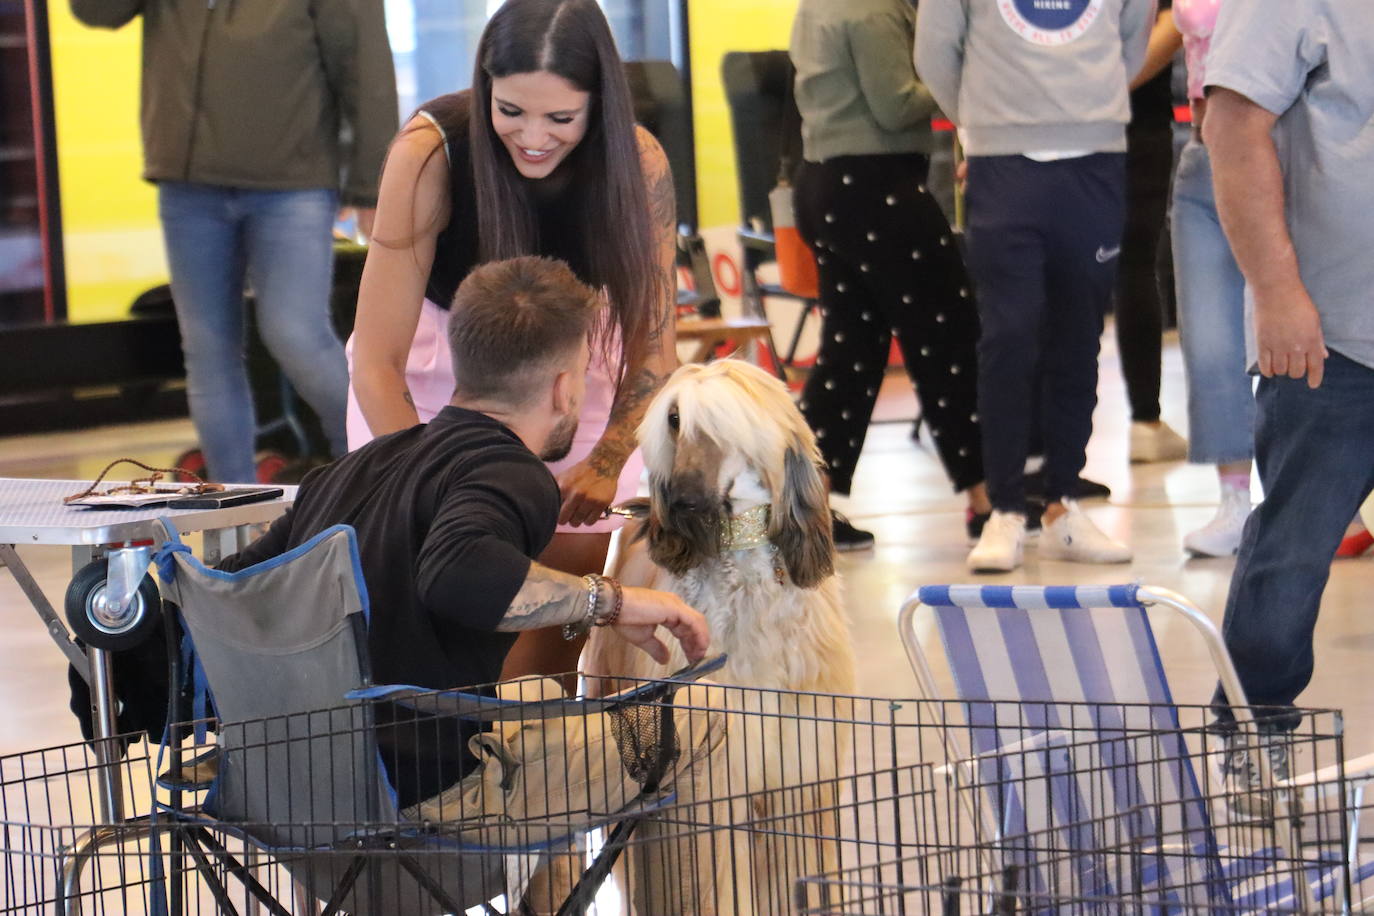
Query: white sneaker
1184 486 1251 557
967 511 1026 573
1129 420 1189 464
1039 501 1132 564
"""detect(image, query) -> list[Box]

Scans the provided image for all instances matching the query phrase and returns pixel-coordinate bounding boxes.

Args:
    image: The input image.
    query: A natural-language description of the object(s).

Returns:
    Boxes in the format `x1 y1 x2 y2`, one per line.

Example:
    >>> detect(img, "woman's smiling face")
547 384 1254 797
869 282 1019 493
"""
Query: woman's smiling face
490 70 592 179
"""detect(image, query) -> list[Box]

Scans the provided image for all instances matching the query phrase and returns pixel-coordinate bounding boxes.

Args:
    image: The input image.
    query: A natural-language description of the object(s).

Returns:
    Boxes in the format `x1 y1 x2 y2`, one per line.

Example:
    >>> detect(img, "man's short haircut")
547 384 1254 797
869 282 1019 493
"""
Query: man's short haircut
448 257 599 406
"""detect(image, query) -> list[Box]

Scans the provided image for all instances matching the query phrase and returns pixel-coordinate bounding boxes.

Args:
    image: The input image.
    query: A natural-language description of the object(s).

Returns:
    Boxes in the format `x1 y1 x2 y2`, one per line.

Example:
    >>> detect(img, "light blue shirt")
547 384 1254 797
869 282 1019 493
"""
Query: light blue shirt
1206 0 1374 371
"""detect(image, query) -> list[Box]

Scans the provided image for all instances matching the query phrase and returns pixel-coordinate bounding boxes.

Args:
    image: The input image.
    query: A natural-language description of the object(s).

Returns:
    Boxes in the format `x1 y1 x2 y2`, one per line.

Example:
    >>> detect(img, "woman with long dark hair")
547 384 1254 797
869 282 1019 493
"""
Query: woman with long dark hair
347 0 678 681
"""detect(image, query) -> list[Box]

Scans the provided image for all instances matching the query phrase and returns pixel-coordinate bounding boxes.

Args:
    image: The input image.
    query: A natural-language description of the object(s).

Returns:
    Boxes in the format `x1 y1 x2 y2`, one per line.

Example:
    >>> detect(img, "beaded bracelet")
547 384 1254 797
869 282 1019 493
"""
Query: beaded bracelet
594 576 624 628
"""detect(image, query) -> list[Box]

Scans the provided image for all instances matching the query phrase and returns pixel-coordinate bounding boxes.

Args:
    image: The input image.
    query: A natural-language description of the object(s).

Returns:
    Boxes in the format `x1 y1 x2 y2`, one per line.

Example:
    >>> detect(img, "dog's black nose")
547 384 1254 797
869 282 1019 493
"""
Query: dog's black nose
670 497 701 514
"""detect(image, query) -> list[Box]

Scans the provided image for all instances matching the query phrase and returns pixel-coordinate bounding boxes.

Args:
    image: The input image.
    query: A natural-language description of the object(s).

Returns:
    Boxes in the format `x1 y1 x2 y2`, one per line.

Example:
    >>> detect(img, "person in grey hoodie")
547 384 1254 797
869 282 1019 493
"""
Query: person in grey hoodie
916 0 1155 573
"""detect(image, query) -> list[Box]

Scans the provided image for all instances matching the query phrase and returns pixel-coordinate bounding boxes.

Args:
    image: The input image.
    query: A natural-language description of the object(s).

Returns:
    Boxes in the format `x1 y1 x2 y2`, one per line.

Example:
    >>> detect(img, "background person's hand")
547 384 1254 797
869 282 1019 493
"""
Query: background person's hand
611 587 710 664
556 458 620 527
955 159 968 191
1253 284 1328 388
335 207 377 243
355 207 376 241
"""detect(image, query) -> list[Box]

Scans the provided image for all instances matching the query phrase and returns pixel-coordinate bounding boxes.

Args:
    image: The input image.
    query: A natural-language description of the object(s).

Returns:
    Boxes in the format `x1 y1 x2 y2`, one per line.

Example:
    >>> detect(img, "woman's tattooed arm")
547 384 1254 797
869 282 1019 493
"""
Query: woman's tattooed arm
589 131 680 477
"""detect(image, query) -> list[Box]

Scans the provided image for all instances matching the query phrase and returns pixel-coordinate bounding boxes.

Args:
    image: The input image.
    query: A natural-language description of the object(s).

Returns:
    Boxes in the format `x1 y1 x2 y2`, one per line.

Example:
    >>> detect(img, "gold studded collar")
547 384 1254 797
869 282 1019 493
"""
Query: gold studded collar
724 504 772 551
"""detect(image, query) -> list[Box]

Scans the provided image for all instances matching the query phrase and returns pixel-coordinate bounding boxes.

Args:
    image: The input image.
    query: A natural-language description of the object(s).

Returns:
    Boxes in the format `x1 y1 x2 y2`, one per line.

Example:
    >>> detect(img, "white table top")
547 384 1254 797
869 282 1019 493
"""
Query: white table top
0 478 295 547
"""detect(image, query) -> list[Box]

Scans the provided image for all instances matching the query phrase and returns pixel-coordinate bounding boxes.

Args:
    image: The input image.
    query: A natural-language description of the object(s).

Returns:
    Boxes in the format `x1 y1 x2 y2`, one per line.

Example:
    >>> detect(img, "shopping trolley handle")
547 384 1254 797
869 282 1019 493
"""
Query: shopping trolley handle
347 654 728 722
610 653 729 708
664 653 728 685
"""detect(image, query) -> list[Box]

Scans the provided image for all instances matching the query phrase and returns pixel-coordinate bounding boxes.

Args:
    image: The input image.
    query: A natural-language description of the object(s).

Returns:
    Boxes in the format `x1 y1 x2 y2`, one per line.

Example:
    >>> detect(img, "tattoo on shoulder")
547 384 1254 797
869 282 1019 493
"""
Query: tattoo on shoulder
403 391 416 409
647 155 677 238
496 564 588 632
647 282 674 344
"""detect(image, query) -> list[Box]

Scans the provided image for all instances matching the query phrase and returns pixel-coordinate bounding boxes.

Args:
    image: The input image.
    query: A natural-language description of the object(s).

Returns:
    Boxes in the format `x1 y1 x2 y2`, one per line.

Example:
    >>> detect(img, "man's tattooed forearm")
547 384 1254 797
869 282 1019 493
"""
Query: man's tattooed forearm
495 563 589 631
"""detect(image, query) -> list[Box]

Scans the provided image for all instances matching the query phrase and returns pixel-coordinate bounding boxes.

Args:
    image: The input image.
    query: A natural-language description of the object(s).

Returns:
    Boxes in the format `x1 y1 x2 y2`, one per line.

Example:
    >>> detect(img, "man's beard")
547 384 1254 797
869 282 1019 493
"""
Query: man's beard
539 412 580 462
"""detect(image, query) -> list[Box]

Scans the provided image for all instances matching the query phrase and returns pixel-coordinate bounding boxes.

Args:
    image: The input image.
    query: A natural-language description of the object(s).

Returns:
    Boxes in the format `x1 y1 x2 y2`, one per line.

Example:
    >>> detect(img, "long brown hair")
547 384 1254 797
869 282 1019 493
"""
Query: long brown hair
471 0 657 387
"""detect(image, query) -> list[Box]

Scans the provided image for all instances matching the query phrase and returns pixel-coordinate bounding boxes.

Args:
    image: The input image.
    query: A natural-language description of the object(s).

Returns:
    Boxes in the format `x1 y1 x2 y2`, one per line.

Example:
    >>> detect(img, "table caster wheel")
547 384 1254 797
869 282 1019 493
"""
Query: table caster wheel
65 559 161 652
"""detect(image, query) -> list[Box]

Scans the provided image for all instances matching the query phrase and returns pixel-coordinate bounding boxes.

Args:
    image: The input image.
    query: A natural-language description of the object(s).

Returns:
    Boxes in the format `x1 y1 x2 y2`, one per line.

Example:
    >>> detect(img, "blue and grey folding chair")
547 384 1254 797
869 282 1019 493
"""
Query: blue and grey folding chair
147 519 724 916
899 583 1374 913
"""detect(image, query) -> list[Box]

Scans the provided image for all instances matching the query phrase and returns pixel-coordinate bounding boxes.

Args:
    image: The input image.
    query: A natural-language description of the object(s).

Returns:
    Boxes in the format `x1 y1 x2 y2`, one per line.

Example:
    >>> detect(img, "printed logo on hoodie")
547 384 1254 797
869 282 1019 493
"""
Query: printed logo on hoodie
997 0 1105 46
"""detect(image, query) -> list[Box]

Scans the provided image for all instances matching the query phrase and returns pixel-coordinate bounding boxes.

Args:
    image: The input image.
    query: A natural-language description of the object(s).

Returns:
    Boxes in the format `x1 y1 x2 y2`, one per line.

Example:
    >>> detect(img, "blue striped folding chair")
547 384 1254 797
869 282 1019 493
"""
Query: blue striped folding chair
898 583 1374 914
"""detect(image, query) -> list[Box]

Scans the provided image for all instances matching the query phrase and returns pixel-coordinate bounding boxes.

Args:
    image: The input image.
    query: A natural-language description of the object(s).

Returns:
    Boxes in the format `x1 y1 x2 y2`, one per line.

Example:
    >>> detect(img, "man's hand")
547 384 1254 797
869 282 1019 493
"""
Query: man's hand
1254 285 1328 387
611 586 710 664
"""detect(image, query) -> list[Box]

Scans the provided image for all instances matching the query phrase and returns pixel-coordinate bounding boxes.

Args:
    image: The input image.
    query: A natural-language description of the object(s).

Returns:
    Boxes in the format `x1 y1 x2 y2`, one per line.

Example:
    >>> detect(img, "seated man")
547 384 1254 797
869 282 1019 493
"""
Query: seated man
218 257 743 912
219 256 713 805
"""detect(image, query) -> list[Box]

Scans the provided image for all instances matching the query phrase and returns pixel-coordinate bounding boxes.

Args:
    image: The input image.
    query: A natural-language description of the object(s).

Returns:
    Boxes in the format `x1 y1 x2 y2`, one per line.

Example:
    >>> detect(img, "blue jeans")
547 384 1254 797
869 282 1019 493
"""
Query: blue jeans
1214 351 1374 719
1172 140 1254 465
159 183 348 483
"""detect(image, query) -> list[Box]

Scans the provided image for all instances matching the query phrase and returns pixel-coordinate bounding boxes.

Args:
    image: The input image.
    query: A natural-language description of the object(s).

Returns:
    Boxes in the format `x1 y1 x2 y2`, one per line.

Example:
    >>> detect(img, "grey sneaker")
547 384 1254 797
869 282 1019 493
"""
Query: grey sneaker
1219 731 1292 817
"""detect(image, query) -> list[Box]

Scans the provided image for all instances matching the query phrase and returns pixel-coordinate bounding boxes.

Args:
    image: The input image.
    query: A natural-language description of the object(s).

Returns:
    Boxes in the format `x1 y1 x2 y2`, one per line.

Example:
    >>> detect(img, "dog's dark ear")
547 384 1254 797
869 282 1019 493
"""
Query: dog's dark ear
772 443 835 589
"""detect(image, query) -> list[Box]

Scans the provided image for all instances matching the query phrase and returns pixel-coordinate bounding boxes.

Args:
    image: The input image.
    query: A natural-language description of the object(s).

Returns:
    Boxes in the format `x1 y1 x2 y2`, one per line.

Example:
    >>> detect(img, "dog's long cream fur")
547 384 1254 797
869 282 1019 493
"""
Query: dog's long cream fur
586 360 857 915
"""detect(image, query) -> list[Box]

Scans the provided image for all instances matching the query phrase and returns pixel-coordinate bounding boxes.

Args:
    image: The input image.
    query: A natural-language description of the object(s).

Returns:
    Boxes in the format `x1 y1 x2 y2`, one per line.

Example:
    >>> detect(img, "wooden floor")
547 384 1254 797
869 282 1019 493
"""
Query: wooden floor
3 326 1372 765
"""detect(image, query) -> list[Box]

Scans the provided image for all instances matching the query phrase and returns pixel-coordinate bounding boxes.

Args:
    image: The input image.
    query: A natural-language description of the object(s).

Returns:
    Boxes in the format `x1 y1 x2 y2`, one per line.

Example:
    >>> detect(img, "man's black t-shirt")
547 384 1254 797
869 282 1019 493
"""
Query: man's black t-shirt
221 406 561 805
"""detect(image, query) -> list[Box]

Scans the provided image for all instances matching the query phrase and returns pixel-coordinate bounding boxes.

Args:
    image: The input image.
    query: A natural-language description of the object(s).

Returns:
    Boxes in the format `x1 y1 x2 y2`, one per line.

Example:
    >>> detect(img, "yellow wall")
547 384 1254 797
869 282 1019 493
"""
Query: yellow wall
44 0 794 320
50 5 167 323
688 0 796 230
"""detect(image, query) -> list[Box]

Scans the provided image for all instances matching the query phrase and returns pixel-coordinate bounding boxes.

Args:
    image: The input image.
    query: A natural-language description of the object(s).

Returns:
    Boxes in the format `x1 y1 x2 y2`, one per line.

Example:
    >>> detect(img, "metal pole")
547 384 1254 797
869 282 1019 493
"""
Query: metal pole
675 0 698 230
89 646 126 822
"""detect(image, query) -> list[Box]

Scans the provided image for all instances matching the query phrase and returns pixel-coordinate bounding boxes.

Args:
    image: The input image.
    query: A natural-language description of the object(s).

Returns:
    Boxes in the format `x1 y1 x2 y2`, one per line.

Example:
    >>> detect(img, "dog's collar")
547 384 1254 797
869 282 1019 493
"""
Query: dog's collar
724 504 771 551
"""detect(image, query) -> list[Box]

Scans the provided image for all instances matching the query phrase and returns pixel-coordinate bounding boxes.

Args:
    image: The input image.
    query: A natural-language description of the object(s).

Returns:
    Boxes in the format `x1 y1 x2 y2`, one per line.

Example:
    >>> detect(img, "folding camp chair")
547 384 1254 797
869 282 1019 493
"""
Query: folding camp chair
624 59 779 369
721 50 818 373
135 519 724 915
898 583 1374 913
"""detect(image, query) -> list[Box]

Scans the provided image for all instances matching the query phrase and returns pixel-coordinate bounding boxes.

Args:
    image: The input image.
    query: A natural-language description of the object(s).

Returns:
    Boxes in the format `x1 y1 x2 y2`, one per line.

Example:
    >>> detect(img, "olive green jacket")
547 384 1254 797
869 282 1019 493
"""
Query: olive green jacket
70 0 398 206
790 0 937 163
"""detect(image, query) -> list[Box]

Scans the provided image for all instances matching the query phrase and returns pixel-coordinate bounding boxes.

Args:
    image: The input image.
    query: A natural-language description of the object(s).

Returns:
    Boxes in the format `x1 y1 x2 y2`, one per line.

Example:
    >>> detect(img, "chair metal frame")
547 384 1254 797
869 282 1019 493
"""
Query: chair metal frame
897 583 1346 913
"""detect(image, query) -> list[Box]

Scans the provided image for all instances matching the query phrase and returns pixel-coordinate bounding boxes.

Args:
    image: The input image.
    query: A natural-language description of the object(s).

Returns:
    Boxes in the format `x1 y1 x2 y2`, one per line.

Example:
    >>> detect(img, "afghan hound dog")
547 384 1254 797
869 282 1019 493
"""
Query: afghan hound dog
585 359 856 915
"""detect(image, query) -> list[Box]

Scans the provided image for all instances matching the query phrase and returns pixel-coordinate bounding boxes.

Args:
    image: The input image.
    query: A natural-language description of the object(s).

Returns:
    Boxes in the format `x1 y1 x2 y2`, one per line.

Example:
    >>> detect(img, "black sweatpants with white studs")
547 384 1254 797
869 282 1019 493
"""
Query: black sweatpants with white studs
794 152 984 496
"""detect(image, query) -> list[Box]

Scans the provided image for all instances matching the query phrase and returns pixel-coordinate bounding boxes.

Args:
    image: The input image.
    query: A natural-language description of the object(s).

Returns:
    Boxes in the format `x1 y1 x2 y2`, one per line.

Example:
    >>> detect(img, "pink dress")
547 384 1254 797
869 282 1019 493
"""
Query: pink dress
1173 0 1224 100
345 299 643 535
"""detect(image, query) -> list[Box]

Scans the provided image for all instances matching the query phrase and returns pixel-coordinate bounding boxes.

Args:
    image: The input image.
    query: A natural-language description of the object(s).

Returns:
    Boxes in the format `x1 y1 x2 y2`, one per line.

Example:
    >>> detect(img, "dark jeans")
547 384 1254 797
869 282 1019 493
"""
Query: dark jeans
794 153 984 495
1115 125 1173 422
1212 351 1374 723
964 153 1126 511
